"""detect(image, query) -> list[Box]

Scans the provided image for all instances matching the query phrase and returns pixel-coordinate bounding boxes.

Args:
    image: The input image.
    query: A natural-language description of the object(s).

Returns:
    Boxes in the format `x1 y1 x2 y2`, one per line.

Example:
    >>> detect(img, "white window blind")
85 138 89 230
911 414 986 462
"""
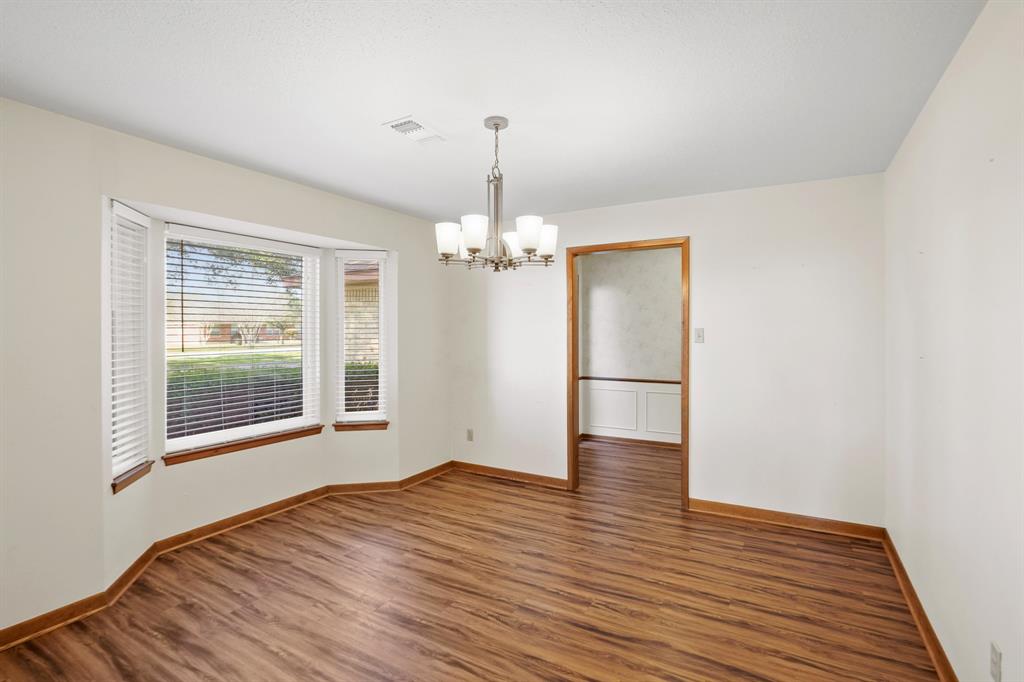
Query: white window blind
165 225 320 451
109 202 150 478
337 251 387 422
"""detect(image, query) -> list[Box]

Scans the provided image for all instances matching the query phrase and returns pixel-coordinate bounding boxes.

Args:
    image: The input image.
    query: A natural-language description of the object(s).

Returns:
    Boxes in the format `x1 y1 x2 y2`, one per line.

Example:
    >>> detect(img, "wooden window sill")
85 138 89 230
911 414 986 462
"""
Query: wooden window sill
163 424 325 466
112 460 153 494
333 420 389 432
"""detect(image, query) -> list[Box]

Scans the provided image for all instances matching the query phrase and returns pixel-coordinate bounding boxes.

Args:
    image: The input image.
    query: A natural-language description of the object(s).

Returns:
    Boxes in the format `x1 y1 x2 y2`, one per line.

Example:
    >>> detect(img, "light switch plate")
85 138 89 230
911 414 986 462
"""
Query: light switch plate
466 428 474 442
695 328 705 343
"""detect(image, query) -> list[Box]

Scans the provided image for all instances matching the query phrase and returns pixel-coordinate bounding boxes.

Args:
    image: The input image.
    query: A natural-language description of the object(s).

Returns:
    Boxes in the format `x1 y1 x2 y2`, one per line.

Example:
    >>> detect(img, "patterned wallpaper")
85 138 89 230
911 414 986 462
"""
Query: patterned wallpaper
579 247 682 380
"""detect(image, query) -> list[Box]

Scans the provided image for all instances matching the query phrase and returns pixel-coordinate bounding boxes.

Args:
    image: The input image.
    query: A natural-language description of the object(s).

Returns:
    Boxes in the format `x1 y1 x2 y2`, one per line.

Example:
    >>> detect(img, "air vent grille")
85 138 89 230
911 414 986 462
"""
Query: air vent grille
382 116 444 144
390 120 423 135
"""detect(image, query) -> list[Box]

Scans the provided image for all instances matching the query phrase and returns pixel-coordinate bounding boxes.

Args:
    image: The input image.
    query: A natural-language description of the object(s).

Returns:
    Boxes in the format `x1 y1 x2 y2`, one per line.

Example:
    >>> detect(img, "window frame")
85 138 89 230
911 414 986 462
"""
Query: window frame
163 223 322 454
335 249 389 424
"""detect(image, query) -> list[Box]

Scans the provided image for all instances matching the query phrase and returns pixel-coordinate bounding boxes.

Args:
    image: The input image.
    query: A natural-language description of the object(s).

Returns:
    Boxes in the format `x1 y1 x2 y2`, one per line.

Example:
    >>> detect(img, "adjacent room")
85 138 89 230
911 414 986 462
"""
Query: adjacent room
0 1 1020 680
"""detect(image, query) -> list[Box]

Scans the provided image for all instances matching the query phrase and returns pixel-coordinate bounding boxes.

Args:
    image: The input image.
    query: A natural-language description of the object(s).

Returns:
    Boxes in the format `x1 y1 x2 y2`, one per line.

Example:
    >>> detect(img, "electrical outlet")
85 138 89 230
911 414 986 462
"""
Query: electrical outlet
466 428 474 442
991 642 1002 682
695 328 705 343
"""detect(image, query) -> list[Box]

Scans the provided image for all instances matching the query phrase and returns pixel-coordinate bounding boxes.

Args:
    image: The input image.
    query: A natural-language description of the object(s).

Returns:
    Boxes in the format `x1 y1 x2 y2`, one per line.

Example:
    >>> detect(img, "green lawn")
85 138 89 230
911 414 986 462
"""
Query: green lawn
167 349 301 371
167 351 377 373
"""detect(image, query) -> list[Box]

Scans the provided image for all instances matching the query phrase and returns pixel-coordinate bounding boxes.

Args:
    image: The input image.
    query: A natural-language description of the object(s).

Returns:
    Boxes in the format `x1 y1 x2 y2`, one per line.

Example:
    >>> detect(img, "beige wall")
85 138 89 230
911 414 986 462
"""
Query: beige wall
0 99 451 627
884 2 1023 679
448 173 886 525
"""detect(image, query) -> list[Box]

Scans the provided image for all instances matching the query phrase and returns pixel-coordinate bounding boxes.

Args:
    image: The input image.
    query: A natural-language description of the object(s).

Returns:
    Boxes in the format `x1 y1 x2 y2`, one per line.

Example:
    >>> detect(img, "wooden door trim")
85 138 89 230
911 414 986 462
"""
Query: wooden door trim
567 236 690 509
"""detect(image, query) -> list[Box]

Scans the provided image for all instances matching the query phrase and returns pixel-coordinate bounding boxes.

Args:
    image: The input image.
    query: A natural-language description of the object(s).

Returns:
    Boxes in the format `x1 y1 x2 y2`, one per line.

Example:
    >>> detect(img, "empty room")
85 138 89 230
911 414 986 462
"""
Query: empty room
0 1 1020 680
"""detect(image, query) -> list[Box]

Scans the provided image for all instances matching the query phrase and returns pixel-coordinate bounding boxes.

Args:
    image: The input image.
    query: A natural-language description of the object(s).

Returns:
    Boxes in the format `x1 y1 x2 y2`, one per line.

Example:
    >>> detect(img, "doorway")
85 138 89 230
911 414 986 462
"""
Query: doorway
566 237 690 509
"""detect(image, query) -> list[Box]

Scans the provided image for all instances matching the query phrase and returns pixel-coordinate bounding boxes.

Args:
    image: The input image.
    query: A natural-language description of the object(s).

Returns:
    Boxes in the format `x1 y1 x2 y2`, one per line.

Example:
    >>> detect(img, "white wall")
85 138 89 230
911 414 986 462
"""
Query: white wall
0 99 451 628
883 2 1023 680
579 248 682 380
449 174 885 525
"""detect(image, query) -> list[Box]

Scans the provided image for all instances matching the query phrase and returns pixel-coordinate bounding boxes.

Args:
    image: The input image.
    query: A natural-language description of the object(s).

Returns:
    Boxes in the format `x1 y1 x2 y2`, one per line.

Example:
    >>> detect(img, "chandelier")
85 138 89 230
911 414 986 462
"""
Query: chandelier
435 116 557 271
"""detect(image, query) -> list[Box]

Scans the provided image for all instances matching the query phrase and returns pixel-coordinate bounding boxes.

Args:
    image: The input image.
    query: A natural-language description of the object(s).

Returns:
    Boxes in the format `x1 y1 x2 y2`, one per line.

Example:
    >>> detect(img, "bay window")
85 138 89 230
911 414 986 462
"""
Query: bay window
164 225 320 452
104 199 392 484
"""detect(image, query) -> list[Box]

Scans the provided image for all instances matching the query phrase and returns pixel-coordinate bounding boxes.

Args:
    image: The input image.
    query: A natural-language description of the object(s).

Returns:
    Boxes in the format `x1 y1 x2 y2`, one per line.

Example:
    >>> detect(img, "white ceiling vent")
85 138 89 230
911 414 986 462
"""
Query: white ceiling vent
383 116 444 144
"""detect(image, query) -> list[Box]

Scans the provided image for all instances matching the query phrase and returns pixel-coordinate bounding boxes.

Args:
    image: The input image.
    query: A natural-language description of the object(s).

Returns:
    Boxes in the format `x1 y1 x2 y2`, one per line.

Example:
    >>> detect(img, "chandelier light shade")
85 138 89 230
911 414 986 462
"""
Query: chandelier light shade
460 214 489 253
435 116 557 271
515 215 543 253
538 224 559 257
435 222 460 256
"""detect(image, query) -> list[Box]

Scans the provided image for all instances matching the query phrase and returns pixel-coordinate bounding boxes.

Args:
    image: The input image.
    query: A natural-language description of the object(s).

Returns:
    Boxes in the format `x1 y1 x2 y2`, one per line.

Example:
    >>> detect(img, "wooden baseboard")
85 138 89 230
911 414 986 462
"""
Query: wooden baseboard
154 486 331 554
688 498 885 541
106 545 159 603
326 481 399 495
0 591 108 653
399 460 454 488
324 462 454 496
451 460 569 490
578 434 680 450
882 530 957 681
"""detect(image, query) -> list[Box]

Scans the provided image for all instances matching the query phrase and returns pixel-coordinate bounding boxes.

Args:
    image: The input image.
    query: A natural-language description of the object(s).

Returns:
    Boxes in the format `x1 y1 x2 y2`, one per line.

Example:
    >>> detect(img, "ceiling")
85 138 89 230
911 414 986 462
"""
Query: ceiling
0 1 983 222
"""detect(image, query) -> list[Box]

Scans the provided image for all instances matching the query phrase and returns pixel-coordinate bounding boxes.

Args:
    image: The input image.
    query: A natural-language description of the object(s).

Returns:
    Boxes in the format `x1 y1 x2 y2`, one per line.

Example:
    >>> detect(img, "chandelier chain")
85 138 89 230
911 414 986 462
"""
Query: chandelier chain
491 124 502 178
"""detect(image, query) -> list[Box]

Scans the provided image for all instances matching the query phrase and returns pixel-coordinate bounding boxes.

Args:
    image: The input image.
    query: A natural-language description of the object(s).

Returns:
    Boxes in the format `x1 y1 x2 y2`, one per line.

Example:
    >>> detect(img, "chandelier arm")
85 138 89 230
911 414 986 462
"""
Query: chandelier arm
437 256 552 270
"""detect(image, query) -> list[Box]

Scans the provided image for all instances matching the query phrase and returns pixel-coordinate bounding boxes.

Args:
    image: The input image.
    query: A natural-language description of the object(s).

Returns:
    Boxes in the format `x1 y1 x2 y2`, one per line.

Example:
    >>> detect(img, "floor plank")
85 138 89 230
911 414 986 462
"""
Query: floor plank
0 441 936 681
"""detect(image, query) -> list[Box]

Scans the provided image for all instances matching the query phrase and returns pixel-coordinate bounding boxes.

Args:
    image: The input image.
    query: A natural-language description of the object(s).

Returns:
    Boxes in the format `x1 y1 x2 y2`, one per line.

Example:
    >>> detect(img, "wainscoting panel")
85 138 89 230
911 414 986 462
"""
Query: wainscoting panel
579 379 681 443
646 391 681 435
586 386 638 430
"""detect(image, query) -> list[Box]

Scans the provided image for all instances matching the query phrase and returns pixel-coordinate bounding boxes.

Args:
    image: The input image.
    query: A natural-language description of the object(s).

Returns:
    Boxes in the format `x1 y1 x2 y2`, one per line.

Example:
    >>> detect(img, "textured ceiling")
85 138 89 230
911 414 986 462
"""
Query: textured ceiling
0 1 983 221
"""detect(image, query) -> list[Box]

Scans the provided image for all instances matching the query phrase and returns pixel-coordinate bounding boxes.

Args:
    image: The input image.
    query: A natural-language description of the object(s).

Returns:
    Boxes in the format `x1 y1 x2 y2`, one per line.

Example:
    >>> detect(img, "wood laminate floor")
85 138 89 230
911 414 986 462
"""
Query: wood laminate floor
0 441 935 681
